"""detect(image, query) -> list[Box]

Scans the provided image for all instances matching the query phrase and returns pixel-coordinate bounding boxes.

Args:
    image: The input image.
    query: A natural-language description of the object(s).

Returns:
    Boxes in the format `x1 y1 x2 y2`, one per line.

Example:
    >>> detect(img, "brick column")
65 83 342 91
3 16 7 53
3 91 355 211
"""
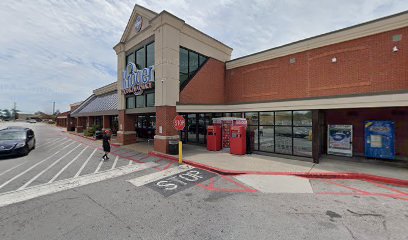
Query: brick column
154 106 179 154
87 116 95 129
117 110 137 145
76 117 84 133
102 115 111 130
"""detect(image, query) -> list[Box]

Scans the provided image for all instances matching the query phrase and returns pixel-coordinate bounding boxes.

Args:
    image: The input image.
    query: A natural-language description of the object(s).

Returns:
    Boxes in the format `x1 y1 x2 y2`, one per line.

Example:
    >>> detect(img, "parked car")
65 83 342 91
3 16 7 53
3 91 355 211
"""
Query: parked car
0 127 36 157
27 119 37 123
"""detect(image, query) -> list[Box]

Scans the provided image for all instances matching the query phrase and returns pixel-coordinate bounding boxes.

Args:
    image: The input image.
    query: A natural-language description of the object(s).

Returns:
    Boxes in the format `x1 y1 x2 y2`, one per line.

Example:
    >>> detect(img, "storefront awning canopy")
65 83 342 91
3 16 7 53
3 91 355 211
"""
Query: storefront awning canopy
71 91 118 117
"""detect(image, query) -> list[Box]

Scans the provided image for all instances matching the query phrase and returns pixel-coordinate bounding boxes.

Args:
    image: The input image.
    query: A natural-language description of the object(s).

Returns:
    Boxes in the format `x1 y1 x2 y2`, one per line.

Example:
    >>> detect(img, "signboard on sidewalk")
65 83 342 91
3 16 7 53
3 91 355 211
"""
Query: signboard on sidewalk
327 125 353 157
173 115 185 131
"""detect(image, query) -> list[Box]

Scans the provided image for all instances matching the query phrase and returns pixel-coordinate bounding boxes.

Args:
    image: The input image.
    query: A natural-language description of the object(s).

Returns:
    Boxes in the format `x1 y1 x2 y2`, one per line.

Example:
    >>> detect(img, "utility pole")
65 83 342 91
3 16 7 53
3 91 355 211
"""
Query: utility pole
13 102 16 120
52 101 55 115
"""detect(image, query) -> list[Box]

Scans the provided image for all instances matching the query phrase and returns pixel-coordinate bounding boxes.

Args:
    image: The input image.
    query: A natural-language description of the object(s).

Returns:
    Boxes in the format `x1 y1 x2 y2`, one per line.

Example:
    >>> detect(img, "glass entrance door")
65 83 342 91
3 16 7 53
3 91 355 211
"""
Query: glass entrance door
136 114 156 139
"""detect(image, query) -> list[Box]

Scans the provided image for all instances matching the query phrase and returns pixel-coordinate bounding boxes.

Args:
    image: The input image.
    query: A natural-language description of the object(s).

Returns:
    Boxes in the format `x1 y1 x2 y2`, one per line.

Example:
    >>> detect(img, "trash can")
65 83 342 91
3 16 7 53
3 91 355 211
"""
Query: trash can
168 140 179 155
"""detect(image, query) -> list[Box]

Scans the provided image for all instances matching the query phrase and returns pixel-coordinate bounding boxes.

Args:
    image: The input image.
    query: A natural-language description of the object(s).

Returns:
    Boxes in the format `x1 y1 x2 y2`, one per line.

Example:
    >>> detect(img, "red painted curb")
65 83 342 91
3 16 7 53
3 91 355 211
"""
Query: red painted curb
148 152 408 187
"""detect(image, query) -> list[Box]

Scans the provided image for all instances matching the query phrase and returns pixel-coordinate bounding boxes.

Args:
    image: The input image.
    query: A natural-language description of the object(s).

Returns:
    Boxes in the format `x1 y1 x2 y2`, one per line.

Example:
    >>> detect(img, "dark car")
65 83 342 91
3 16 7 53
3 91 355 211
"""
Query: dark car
0 127 36 157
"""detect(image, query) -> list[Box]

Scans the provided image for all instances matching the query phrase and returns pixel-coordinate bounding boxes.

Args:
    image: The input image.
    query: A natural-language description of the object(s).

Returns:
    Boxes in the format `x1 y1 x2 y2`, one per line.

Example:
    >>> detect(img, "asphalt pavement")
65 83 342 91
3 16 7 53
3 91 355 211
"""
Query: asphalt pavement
0 122 407 240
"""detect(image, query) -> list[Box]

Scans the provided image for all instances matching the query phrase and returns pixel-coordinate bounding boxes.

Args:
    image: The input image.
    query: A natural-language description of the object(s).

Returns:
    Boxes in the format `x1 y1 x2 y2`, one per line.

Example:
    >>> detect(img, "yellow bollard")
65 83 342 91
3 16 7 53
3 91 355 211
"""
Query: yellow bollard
179 141 183 164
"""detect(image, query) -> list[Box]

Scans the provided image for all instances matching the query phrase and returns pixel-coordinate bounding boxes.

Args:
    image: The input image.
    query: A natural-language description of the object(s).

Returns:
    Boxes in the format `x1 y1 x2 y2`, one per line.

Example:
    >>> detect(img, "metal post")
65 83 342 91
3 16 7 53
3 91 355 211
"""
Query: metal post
178 141 183 164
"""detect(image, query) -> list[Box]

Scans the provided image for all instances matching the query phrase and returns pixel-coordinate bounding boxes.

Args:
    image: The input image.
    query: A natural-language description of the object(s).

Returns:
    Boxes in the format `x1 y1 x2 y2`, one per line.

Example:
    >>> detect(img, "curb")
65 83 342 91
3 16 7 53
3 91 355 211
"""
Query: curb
148 152 408 187
66 132 121 147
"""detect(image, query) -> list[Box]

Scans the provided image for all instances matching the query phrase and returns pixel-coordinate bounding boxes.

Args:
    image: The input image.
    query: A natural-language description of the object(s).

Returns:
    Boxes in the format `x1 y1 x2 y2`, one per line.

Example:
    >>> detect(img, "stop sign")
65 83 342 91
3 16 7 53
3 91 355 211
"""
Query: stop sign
173 115 185 131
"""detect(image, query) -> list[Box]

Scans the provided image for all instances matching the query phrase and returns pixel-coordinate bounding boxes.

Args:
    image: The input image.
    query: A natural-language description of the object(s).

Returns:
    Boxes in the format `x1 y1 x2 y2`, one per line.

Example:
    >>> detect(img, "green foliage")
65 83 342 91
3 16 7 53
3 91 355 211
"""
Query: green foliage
84 125 102 137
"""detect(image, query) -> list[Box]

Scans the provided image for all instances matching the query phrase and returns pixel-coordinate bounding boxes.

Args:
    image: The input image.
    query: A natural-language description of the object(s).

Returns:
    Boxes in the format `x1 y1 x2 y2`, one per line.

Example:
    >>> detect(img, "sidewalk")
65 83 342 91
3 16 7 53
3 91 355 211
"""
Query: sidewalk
64 130 408 185
149 144 408 185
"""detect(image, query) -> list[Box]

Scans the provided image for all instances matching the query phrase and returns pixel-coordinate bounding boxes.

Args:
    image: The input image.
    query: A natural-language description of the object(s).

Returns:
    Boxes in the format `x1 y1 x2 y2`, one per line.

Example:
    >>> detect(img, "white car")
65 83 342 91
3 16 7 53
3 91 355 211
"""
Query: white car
28 119 37 123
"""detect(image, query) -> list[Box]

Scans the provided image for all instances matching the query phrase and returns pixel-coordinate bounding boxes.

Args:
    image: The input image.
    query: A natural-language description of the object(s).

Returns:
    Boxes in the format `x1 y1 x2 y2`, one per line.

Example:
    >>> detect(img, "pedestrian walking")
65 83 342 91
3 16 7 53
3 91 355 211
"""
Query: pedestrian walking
102 130 111 160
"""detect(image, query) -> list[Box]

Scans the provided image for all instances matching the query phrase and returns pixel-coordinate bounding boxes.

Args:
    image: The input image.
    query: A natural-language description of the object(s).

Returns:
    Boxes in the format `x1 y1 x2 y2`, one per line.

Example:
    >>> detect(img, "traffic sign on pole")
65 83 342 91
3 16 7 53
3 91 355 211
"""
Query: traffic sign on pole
173 115 185 131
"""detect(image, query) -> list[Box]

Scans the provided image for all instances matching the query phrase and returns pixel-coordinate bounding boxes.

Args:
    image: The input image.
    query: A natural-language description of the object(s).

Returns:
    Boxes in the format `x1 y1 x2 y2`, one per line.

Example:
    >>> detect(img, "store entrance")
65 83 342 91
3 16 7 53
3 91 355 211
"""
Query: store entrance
180 113 223 145
135 114 156 140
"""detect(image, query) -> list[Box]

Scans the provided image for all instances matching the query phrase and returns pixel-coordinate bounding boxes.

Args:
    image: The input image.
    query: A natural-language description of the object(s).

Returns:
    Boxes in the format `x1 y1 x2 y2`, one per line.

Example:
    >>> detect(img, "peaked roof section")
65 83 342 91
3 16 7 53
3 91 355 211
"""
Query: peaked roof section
119 4 158 43
70 91 118 117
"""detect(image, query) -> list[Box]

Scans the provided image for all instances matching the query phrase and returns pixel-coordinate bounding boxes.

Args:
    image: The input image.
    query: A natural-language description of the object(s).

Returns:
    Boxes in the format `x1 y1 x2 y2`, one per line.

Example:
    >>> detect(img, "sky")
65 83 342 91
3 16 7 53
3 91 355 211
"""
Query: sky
0 0 407 113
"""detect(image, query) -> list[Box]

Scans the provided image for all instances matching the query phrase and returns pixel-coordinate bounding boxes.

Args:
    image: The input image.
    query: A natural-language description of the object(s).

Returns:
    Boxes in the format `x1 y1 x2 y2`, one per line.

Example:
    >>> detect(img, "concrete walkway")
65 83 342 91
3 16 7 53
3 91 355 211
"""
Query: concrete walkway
159 144 408 182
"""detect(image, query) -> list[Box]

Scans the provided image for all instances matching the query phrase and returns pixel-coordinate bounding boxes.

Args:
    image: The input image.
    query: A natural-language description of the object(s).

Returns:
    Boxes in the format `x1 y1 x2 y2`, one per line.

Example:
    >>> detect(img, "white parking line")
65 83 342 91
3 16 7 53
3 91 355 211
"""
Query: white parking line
37 138 64 148
43 138 67 148
48 146 89 183
0 162 159 208
0 151 61 190
111 156 119 170
74 148 97 178
18 144 82 190
127 165 194 187
94 159 104 173
0 163 24 177
46 139 72 152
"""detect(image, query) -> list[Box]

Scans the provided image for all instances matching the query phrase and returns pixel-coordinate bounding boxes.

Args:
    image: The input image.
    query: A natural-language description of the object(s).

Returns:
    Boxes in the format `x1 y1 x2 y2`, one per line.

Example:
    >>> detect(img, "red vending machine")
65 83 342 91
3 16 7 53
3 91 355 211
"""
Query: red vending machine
230 126 246 155
207 125 222 151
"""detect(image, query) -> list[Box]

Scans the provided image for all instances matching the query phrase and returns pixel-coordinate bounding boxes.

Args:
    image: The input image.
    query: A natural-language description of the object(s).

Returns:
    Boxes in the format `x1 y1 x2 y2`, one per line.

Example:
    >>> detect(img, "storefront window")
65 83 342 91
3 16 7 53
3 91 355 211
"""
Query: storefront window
260 112 274 125
245 112 259 126
275 111 292 125
293 111 312 126
146 93 155 107
179 47 209 90
187 114 197 143
136 47 145 70
136 95 145 108
293 127 312 157
180 48 189 87
126 96 135 109
146 42 155 67
275 126 293 154
231 112 242 118
293 111 312 157
189 52 199 78
259 126 274 152
126 53 134 67
199 55 208 66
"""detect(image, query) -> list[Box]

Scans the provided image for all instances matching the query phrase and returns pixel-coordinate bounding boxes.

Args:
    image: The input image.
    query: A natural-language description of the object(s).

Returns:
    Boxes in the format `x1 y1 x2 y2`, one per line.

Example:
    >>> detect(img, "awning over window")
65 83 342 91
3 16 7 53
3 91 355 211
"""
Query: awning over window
71 91 118 117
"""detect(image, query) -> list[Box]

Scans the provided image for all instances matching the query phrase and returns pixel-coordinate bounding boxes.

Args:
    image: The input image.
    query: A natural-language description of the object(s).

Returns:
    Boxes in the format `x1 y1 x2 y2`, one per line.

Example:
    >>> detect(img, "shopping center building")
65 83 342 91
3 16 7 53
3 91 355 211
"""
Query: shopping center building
71 5 408 163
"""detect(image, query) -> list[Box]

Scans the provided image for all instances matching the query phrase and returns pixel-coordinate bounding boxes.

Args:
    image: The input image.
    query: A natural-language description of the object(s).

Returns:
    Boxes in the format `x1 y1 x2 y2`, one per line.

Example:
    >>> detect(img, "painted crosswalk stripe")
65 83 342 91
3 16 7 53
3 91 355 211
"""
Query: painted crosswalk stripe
18 143 82 190
74 148 97 178
0 151 61 189
111 156 119 170
94 158 105 173
48 146 89 183
0 163 24 177
127 165 194 187
0 162 159 208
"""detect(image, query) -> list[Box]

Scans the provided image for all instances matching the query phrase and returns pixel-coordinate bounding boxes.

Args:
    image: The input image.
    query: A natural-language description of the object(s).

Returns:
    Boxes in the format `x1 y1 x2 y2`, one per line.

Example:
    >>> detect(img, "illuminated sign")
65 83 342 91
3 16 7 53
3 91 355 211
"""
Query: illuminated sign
122 62 154 96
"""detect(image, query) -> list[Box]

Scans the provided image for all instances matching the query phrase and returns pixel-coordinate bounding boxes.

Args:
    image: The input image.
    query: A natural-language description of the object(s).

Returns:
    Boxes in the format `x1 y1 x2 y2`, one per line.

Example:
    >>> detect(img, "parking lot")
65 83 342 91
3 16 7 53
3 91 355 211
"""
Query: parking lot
0 122 407 239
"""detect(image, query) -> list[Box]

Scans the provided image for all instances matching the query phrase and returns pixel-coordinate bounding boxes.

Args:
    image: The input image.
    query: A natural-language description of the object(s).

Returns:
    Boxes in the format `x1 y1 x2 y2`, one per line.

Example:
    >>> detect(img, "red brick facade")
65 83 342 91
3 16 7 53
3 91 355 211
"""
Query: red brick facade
225 27 408 104
179 58 226 104
154 106 178 154
117 110 137 145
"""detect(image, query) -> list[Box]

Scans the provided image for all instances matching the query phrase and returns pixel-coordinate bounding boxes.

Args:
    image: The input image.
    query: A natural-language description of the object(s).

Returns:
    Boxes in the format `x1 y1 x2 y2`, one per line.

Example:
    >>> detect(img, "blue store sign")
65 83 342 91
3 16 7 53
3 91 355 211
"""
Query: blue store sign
365 121 395 160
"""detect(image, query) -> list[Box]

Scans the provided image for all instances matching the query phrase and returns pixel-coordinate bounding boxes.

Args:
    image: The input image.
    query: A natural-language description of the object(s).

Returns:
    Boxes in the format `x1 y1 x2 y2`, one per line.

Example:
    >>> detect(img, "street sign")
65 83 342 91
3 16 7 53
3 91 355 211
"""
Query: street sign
173 115 185 131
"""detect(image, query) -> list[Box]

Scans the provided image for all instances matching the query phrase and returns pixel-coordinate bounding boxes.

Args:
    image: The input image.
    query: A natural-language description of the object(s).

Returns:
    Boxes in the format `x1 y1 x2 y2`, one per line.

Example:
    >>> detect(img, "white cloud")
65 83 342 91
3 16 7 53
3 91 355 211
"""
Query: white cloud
0 0 407 113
